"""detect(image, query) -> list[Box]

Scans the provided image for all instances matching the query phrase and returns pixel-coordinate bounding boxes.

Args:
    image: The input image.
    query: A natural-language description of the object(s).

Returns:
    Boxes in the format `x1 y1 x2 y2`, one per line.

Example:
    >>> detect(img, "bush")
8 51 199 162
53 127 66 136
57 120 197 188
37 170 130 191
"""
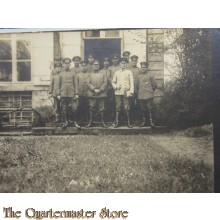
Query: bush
183 124 213 138
32 106 54 127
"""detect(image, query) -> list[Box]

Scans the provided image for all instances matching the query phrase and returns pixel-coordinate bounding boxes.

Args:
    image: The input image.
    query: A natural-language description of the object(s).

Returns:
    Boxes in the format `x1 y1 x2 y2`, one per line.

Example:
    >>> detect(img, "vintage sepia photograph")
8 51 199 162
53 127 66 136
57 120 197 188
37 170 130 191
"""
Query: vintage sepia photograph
0 28 214 192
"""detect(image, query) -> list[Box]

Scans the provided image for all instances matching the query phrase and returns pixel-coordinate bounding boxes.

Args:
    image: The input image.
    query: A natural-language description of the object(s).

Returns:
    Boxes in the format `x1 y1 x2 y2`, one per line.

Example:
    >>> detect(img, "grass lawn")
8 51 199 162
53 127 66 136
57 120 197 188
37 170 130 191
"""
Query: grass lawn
0 131 213 193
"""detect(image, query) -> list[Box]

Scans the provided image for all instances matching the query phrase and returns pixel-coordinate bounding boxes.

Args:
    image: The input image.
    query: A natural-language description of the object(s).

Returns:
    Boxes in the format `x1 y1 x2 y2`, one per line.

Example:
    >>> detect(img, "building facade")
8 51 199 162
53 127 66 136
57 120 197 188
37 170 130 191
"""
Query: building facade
0 29 174 126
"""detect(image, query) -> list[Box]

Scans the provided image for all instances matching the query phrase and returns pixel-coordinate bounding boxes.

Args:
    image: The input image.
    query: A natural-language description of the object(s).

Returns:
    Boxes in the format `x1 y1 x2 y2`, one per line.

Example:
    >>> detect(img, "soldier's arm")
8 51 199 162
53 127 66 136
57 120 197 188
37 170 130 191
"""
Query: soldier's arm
129 71 134 94
74 74 79 95
112 71 118 90
57 74 62 95
49 74 54 94
87 73 95 91
100 72 108 92
151 75 157 91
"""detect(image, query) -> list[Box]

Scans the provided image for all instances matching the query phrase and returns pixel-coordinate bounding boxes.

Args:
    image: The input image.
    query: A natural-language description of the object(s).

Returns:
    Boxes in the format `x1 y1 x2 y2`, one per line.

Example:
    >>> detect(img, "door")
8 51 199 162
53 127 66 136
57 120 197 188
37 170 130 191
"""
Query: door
84 39 121 69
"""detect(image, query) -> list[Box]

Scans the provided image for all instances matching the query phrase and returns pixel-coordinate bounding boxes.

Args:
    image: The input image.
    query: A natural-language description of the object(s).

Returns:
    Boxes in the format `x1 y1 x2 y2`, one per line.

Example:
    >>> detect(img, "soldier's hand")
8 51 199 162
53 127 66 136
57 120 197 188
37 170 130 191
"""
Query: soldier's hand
57 95 61 100
74 95 79 99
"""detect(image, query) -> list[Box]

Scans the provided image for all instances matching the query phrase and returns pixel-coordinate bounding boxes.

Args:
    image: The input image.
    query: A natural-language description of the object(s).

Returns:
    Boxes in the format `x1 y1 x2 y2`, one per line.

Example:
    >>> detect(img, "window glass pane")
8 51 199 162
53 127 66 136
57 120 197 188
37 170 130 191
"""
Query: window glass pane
17 40 31 60
17 61 31 81
0 40 12 60
85 31 100 37
105 30 120 37
0 62 12 82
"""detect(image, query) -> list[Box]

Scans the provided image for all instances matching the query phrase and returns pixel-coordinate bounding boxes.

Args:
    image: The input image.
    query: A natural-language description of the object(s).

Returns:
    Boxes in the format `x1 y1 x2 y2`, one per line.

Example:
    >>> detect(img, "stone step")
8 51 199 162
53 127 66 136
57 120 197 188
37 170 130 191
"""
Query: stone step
32 126 167 135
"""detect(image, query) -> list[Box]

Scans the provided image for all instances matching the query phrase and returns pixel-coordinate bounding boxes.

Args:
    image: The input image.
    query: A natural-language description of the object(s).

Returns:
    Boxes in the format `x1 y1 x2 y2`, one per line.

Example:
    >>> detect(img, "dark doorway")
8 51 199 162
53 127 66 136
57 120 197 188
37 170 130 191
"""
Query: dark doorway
84 39 121 69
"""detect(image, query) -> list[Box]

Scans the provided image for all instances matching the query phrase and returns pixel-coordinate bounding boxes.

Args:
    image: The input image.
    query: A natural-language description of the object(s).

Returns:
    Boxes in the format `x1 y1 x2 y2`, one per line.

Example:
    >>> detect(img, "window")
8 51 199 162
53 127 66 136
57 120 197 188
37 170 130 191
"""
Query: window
105 30 120 37
84 30 120 38
0 34 32 82
0 91 33 126
85 30 100 38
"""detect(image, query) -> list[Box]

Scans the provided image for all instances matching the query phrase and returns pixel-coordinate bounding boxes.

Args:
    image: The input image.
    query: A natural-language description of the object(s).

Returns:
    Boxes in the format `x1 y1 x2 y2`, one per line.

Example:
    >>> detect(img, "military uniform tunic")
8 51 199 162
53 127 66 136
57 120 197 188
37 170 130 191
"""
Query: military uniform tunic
129 66 141 94
76 72 89 97
58 70 79 112
112 69 134 112
137 73 157 111
87 63 94 73
87 71 107 113
49 72 61 116
70 66 82 76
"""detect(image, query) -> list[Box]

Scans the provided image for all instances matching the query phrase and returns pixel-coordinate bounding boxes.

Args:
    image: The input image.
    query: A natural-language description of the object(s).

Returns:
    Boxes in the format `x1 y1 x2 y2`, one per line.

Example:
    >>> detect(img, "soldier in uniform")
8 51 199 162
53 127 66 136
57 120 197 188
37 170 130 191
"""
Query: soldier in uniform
49 62 62 122
100 57 111 119
76 61 89 124
87 53 95 73
58 58 80 128
87 60 108 128
129 55 141 121
107 54 120 118
137 62 157 127
70 56 82 75
112 57 134 128
122 51 132 69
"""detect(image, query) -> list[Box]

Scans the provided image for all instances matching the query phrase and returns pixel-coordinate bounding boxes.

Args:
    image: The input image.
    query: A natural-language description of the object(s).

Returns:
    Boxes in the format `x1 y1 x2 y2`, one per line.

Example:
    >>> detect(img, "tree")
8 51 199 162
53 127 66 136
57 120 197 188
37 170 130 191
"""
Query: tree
161 29 212 128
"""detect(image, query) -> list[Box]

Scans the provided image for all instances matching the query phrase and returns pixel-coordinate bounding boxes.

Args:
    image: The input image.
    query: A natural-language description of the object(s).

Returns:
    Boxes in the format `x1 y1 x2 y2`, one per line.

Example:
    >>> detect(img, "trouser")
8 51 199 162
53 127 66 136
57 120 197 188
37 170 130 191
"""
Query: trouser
78 96 89 121
115 95 130 113
61 97 78 123
53 97 61 116
105 88 115 119
139 98 153 111
88 97 105 113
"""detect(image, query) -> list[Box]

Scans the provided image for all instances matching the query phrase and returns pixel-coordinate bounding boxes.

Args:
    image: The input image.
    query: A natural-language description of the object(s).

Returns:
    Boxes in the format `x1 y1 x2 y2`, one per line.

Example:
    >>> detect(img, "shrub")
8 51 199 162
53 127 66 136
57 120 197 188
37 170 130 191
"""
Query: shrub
32 106 54 127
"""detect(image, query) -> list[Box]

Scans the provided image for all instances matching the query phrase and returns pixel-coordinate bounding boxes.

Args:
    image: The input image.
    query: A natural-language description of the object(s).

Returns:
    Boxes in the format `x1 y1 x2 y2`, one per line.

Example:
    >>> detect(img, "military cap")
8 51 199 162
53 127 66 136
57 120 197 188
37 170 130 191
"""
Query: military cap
119 57 128 63
103 57 109 62
140 62 149 67
123 51 131 56
62 58 71 64
54 62 62 68
72 56 81 62
93 59 100 64
80 60 87 65
54 57 63 63
131 55 139 61
112 54 119 60
88 53 94 58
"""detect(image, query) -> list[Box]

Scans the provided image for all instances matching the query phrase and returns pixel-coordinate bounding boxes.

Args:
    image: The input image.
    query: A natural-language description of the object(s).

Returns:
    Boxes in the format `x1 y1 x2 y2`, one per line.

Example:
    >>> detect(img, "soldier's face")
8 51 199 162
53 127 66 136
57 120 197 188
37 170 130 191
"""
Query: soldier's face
123 55 130 61
141 66 147 73
93 63 99 71
55 66 62 73
112 59 118 65
63 63 70 70
88 57 94 63
74 60 80 67
120 61 126 69
131 60 138 66
103 61 109 67
82 65 87 72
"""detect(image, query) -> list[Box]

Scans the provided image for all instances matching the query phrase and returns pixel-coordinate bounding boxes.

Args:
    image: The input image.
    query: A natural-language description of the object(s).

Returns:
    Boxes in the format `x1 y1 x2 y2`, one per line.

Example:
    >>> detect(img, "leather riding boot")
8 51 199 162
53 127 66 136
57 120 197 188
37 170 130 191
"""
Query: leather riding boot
86 112 94 128
72 112 81 129
148 109 155 128
139 112 146 127
126 112 133 128
55 114 61 123
101 113 108 128
114 111 120 128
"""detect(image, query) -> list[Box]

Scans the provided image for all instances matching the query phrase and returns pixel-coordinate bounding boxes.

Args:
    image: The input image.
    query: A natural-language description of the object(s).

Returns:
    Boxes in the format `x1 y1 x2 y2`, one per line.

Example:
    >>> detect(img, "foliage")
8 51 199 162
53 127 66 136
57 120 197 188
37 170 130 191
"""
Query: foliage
0 132 213 193
32 105 54 127
161 29 212 128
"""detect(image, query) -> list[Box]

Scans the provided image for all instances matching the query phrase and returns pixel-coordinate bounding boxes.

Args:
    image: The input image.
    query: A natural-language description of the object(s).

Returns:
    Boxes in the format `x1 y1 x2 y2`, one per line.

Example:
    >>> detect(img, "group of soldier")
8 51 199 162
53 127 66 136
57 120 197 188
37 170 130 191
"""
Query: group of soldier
49 51 157 129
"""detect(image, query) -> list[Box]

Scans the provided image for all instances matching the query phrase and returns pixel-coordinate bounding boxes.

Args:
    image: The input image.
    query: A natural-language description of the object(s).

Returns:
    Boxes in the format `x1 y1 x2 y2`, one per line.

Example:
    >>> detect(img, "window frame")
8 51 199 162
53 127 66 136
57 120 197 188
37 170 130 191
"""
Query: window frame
83 30 122 39
0 33 32 83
